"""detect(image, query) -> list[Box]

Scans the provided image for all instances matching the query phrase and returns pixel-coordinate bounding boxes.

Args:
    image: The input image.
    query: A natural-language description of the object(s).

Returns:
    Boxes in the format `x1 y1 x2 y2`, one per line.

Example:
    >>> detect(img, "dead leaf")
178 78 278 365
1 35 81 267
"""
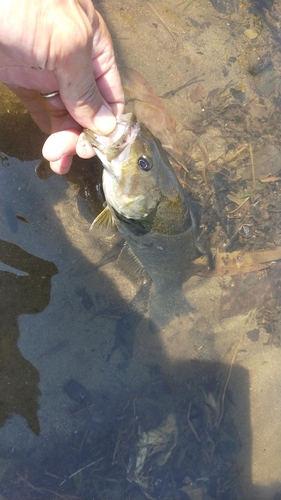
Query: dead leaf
180 485 204 500
260 176 281 183
190 83 206 103
193 247 281 277
219 263 281 319
242 144 281 180
244 28 259 40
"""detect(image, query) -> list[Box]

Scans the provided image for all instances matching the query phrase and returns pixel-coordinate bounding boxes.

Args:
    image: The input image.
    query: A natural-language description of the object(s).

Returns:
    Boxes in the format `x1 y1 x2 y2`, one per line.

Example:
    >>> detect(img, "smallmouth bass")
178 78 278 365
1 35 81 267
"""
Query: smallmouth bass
84 113 199 329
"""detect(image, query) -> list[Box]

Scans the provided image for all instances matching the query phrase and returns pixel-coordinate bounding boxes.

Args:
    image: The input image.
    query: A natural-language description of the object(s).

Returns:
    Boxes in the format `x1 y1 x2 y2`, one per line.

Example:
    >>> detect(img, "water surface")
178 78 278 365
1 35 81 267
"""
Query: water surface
0 1 280 499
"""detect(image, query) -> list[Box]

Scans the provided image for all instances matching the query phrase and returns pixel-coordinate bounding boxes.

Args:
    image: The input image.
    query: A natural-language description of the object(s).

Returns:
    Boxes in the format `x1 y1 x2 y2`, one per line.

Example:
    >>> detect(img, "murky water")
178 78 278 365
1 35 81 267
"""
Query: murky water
0 1 281 499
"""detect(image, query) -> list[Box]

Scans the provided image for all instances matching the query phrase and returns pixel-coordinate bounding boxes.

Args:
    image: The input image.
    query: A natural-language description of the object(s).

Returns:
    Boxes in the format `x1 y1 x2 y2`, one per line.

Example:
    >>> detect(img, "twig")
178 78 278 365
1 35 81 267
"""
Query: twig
187 402 201 442
159 77 204 99
178 172 191 189
79 430 89 449
16 474 72 500
146 2 178 40
229 195 250 214
60 457 104 486
71 402 96 415
261 176 281 183
249 142 256 189
216 332 245 428
225 144 248 163
44 471 63 480
175 0 195 9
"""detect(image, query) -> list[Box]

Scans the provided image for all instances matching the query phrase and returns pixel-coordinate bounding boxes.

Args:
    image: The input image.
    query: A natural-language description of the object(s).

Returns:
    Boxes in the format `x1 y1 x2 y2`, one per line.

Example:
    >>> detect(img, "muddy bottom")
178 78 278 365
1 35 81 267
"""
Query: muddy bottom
0 1 281 499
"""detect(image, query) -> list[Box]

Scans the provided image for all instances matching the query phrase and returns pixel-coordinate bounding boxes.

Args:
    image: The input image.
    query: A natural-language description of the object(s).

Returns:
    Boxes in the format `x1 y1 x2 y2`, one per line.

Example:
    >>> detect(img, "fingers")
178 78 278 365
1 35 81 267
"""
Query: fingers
0 1 125 175
4 1 124 136
42 130 80 161
42 128 80 175
43 129 96 174
8 87 82 174
7 86 53 134
9 85 96 173
53 8 124 134
50 155 73 175
8 85 79 135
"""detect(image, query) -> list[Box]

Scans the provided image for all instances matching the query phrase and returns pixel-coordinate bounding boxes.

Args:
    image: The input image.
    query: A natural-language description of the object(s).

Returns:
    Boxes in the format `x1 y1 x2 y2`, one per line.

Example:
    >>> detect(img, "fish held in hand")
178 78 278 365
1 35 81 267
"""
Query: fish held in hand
84 113 199 330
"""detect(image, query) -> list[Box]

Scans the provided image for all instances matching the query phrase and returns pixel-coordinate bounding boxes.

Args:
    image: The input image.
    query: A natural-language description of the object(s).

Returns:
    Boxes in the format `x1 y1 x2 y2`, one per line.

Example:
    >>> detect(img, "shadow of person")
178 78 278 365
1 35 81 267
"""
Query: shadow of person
0 239 58 435
0 83 278 499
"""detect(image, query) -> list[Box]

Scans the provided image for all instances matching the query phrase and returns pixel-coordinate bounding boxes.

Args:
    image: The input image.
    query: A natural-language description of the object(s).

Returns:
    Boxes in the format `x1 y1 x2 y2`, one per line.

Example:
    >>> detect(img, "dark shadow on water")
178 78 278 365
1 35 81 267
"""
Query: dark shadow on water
1 359 250 500
0 150 280 500
0 154 269 500
1 80 280 499
0 240 58 435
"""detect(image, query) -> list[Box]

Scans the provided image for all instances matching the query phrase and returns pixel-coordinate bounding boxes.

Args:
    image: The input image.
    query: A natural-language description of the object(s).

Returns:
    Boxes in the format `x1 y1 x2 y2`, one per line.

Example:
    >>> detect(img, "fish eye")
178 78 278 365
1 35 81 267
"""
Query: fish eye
138 155 153 171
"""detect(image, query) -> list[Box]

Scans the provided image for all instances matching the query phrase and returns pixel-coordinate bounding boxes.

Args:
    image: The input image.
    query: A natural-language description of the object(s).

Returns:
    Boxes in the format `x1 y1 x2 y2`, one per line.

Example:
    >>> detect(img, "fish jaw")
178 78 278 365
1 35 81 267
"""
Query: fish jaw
84 113 139 170
86 116 141 188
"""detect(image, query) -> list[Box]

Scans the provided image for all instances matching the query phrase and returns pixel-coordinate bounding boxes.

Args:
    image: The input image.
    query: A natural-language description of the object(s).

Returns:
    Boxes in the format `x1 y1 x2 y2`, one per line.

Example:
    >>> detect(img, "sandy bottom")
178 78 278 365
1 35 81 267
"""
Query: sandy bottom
0 1 280 499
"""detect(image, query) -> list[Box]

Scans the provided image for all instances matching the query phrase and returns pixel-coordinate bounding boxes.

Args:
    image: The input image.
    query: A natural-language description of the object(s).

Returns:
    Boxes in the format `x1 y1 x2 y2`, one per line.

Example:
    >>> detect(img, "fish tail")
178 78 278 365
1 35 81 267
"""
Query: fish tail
149 286 194 331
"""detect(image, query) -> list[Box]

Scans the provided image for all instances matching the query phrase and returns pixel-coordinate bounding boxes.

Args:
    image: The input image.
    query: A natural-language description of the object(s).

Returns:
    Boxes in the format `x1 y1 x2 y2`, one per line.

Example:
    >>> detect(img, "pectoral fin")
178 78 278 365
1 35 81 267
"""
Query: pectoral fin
90 206 115 231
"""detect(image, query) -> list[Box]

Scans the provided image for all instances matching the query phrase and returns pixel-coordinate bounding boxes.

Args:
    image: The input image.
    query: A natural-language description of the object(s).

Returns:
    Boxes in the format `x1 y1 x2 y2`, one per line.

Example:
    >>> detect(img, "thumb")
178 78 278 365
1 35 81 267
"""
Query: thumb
53 9 120 135
56 63 117 135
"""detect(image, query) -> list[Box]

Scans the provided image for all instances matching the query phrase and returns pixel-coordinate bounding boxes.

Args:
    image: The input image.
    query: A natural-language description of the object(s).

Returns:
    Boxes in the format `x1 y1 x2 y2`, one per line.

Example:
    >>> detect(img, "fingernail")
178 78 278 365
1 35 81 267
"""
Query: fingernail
93 105 116 135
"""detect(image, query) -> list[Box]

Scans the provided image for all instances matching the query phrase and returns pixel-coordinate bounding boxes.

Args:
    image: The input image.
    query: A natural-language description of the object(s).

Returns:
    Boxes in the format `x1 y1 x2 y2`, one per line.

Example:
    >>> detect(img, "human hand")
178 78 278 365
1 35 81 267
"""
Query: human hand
0 0 124 174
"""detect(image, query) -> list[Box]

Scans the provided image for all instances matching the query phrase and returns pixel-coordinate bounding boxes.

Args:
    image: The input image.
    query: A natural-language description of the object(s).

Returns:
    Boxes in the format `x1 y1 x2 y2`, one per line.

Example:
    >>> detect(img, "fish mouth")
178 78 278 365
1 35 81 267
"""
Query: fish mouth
83 113 140 178
84 113 139 156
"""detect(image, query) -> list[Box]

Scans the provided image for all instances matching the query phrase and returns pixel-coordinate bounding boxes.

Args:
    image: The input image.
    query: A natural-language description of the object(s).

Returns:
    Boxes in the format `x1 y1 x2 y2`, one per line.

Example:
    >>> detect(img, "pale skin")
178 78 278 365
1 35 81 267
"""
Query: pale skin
0 0 125 174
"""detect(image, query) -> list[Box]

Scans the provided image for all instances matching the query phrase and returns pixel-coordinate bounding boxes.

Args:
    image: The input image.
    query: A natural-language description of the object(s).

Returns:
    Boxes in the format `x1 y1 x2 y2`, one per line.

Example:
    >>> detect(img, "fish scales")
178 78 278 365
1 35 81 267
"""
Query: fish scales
84 113 199 329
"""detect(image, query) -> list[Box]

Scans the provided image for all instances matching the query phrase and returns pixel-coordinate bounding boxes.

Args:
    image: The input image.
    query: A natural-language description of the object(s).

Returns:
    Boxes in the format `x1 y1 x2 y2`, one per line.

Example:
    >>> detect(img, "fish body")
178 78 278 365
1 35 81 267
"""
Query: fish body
84 114 198 329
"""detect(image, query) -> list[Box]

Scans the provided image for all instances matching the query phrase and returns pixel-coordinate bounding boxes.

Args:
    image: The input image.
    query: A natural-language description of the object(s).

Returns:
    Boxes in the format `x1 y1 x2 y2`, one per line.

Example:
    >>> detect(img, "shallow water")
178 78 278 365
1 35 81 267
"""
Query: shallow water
0 1 281 499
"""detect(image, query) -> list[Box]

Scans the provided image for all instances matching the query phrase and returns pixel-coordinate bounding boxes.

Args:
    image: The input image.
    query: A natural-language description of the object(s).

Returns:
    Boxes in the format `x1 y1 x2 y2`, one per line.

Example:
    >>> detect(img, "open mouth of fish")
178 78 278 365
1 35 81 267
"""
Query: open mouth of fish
84 113 139 161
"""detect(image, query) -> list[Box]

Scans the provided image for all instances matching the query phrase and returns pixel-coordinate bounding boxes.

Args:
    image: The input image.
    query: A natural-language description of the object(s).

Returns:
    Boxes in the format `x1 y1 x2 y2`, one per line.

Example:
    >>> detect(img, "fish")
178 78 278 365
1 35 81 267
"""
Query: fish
84 113 199 330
